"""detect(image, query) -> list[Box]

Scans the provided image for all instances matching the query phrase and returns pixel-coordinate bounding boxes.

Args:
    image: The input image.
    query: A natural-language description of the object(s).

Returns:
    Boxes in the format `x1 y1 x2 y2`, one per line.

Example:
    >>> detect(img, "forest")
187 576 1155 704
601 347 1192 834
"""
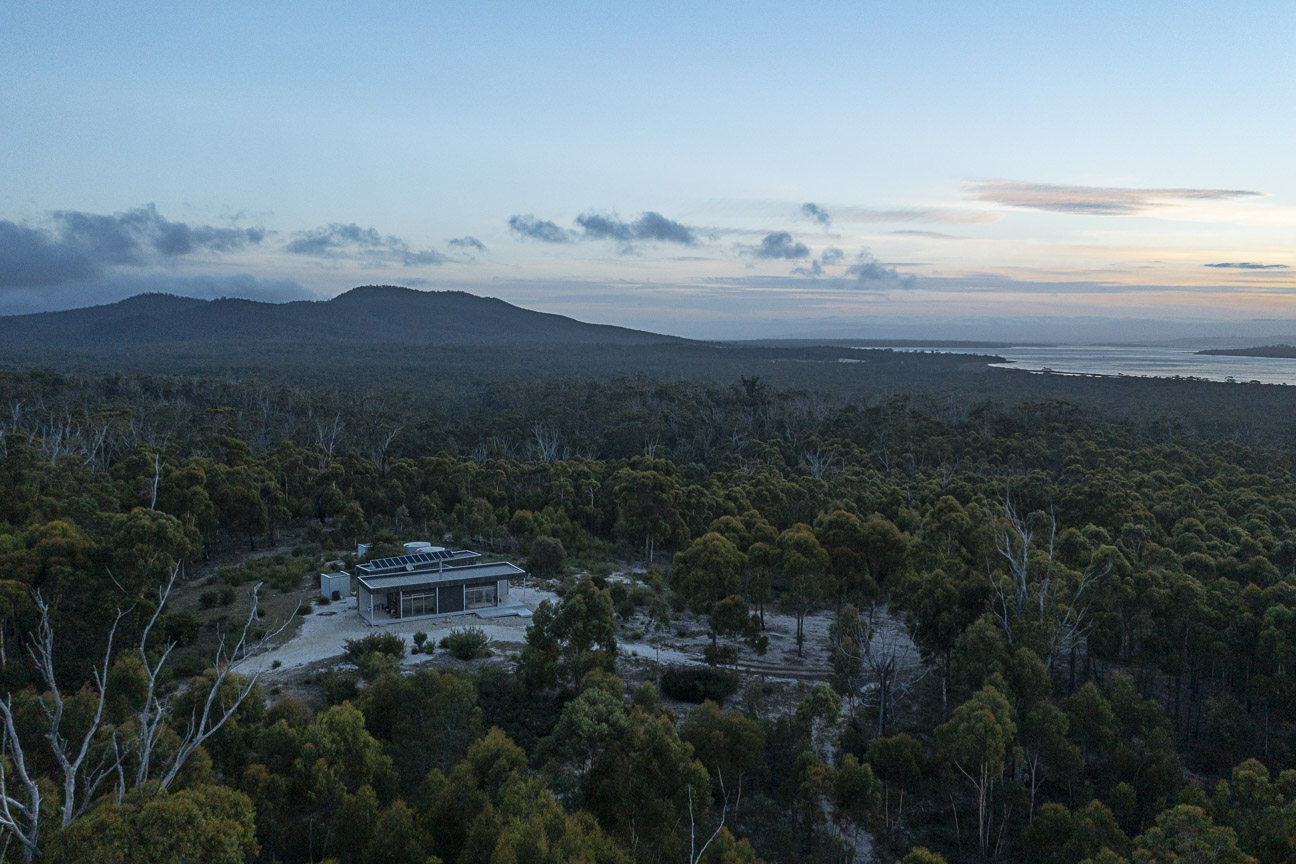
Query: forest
0 354 1294 864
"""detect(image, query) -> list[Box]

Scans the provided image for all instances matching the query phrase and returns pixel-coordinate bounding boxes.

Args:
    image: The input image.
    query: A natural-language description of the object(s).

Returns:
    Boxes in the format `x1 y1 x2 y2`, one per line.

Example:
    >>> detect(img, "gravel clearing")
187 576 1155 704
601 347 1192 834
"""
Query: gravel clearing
244 577 918 696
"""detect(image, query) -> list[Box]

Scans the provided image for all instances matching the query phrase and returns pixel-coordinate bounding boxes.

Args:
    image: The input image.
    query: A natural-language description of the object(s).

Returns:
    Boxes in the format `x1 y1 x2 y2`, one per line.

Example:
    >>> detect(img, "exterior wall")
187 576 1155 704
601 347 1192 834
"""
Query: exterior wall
357 569 521 625
357 583 374 624
437 583 465 614
320 573 349 601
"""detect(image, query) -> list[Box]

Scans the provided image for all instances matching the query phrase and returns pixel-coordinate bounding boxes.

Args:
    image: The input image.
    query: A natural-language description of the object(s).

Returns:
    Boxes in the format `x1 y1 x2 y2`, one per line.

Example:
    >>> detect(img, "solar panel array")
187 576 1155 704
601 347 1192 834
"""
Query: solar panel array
363 549 457 573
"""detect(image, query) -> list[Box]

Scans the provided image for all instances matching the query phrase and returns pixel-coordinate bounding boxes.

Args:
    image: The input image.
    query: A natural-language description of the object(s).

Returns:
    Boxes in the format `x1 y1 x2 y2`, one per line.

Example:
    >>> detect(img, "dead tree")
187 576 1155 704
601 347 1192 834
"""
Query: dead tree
834 605 927 737
687 769 741 864
988 500 1109 671
0 566 283 861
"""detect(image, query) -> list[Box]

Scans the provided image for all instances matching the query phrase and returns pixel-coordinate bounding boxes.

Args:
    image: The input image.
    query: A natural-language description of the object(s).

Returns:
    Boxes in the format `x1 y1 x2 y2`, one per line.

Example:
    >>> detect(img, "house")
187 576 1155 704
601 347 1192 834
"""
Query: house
350 545 526 625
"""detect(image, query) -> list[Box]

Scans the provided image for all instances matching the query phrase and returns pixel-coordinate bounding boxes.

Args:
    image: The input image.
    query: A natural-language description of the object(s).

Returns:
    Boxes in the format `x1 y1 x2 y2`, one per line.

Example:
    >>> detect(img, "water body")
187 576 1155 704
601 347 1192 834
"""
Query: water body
883 345 1296 386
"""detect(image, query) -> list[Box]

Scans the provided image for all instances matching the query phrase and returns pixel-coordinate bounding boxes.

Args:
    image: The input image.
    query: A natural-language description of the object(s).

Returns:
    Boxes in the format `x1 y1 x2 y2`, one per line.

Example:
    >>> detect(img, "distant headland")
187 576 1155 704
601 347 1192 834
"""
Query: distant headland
1196 344 1296 358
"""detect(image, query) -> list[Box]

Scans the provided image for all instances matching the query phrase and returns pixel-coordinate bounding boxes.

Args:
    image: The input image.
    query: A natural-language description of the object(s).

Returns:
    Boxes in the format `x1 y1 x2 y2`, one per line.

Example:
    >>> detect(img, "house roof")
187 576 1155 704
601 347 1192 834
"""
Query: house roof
356 548 479 575
356 561 525 591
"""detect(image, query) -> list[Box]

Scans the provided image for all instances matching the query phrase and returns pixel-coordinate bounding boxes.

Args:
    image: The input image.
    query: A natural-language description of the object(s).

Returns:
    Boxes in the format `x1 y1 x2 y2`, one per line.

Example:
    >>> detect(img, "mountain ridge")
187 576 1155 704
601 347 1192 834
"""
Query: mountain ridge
0 286 684 350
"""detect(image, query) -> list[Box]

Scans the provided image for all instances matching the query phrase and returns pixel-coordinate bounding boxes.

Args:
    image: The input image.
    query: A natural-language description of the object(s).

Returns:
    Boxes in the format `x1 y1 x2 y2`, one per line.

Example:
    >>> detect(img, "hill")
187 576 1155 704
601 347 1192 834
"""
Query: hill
1197 344 1296 358
0 285 683 351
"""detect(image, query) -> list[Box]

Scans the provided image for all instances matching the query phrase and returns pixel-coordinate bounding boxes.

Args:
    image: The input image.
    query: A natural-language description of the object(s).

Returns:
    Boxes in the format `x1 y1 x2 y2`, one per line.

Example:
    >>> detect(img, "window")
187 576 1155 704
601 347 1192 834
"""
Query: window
400 591 437 617
465 584 497 609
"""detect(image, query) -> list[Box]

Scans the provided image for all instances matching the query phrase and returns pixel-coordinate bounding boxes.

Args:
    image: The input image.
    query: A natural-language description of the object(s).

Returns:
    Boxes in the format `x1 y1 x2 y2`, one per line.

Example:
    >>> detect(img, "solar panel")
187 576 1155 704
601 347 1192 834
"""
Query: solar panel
363 549 461 573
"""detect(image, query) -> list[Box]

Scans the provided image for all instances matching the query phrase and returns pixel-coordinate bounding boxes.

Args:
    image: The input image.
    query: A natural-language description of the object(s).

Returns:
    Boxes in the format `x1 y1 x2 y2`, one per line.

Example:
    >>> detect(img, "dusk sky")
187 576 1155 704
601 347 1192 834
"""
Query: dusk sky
3 2 1294 339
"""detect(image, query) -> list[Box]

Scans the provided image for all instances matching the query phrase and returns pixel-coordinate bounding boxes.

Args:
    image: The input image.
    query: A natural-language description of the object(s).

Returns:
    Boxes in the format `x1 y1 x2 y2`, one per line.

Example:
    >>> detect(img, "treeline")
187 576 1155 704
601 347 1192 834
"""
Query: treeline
0 366 1294 861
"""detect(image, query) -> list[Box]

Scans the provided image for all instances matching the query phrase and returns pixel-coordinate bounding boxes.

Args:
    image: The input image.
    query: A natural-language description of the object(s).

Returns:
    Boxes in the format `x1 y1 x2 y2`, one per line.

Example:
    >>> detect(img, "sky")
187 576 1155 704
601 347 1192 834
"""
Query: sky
2 1 1295 340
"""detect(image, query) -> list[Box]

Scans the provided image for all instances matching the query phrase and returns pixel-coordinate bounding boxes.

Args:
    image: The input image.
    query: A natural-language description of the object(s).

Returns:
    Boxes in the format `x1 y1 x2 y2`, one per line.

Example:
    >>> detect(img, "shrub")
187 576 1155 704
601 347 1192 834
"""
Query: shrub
659 666 740 704
198 589 229 610
315 668 359 705
703 644 739 667
173 653 209 679
344 632 406 663
218 555 312 593
440 626 492 660
160 612 200 647
413 631 429 652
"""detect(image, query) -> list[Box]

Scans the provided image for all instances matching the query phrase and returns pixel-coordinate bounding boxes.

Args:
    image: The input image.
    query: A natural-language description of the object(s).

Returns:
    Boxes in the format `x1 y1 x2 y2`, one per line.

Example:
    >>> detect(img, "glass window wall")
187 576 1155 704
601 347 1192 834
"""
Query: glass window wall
465 584 497 609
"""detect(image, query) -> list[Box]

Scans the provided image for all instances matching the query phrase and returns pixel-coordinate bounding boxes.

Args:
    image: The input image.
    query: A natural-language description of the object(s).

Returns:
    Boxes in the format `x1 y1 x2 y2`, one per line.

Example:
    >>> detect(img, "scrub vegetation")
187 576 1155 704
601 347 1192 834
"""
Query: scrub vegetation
0 342 1294 863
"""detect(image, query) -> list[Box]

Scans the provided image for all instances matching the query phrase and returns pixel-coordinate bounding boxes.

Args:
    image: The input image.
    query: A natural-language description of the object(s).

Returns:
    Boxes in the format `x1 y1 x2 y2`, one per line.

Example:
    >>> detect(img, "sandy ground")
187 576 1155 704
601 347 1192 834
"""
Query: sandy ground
240 582 559 677
243 576 918 698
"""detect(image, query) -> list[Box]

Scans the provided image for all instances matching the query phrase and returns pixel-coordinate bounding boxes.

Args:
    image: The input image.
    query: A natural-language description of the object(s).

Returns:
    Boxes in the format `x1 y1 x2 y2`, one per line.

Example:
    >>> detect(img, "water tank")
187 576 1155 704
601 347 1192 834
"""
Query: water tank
404 541 433 555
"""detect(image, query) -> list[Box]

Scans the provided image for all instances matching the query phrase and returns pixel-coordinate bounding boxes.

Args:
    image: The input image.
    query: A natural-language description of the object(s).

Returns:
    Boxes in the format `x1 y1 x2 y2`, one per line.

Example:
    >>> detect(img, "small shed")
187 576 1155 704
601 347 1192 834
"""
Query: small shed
320 571 350 601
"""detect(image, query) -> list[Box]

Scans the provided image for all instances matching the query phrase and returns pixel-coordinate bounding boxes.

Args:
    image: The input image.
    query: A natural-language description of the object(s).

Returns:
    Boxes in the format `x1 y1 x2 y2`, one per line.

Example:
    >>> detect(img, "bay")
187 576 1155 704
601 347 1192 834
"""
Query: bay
879 345 1296 386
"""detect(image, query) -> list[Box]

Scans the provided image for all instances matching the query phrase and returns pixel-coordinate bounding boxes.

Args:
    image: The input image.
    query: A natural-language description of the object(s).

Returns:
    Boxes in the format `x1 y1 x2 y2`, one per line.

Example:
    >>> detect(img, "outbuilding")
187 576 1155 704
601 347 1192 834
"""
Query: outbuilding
319 571 350 602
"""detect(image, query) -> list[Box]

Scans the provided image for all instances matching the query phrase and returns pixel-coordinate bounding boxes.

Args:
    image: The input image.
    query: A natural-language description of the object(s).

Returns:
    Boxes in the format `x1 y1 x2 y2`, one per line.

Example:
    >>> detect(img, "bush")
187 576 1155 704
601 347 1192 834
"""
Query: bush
218 554 313 593
315 668 359 705
703 644 739 667
440 626 492 660
198 589 233 610
171 652 209 679
160 612 201 647
659 666 740 704
344 632 406 663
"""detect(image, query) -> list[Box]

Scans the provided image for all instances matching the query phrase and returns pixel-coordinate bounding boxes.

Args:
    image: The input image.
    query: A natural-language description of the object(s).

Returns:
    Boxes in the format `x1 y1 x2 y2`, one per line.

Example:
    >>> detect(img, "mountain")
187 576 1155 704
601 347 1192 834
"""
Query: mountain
0 286 682 351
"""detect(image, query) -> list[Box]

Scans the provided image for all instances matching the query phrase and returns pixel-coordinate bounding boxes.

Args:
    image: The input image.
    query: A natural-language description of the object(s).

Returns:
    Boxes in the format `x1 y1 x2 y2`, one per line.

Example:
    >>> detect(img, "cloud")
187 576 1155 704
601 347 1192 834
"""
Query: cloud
831 206 999 224
285 222 447 265
846 250 915 287
791 246 846 277
787 246 912 285
448 236 486 251
574 212 634 242
512 210 698 251
50 203 265 262
574 211 699 248
626 212 697 245
800 202 831 226
745 232 811 260
508 214 577 243
0 204 266 291
965 180 1263 216
0 221 100 287
1204 261 1289 270
890 229 963 239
